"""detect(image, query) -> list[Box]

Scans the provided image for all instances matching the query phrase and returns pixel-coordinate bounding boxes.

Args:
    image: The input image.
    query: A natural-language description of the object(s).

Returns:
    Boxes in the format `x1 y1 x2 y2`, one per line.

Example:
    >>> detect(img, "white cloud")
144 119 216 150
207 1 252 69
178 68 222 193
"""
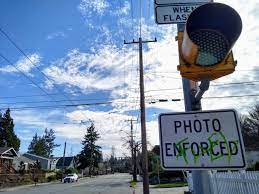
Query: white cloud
78 0 109 16
77 0 110 28
63 109 134 156
114 1 130 16
12 109 62 129
46 31 66 40
146 120 159 147
43 45 136 93
0 54 40 75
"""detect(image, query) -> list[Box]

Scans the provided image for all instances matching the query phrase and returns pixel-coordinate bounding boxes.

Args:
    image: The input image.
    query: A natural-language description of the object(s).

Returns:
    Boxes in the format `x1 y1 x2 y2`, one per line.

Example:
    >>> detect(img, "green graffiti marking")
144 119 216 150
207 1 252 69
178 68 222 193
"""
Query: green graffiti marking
219 131 231 162
173 130 239 164
175 137 189 164
208 132 222 162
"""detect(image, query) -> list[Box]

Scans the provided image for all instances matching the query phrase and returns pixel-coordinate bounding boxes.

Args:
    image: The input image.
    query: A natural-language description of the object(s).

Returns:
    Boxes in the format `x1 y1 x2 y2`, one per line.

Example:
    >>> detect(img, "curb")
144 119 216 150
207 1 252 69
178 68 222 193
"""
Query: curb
0 177 90 192
0 181 60 192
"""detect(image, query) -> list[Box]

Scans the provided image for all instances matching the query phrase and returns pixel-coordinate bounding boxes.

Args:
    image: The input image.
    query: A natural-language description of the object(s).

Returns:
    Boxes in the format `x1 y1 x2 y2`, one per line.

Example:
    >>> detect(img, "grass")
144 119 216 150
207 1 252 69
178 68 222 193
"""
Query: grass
153 182 188 188
130 180 137 188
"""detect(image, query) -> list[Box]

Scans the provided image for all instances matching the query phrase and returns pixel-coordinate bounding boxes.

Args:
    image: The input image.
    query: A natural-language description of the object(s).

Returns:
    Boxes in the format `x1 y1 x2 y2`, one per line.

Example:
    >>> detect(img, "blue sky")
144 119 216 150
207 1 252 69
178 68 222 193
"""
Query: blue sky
0 0 258 158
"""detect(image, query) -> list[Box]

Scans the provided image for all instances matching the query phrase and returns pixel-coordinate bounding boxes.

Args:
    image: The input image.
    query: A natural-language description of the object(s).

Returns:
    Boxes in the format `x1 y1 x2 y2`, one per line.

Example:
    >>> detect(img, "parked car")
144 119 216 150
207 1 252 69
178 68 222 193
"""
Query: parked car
63 173 79 183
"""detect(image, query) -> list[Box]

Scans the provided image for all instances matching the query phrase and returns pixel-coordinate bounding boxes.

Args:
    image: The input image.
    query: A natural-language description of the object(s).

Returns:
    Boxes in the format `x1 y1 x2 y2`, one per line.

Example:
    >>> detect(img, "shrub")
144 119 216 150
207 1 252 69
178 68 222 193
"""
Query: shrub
56 171 63 180
47 175 56 182
65 168 78 174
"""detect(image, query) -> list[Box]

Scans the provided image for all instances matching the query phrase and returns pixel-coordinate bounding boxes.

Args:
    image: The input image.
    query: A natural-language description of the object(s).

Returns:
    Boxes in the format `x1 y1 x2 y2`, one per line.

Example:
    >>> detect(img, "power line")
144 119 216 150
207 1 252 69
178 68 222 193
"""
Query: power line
0 80 258 100
0 92 84 99
0 91 158 101
139 0 142 38
21 120 85 125
0 102 113 111
0 53 58 103
0 96 145 105
203 94 259 99
0 87 139 99
0 53 88 122
146 69 259 74
145 80 259 93
149 93 259 104
0 99 145 111
145 72 181 79
0 27 90 119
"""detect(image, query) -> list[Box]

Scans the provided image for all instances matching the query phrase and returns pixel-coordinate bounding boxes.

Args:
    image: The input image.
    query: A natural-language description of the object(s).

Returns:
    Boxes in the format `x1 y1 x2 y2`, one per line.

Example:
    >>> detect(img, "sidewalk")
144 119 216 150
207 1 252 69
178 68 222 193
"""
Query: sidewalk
0 176 92 192
134 182 188 194
0 181 58 192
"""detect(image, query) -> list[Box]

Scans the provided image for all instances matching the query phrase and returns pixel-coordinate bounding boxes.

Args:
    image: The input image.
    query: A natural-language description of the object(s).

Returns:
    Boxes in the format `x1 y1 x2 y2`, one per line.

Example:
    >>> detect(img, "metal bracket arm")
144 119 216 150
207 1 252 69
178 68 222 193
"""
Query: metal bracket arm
194 79 210 102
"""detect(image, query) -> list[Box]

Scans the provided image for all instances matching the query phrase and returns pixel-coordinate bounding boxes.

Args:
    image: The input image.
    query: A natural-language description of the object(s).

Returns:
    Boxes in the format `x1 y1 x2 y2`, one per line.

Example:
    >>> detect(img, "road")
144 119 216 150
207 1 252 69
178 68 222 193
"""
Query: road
0 173 187 194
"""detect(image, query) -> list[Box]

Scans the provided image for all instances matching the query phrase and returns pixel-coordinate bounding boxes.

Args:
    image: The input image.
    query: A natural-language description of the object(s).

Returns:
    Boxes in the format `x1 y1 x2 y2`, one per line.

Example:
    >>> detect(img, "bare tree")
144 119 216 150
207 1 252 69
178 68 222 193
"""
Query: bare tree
240 109 259 151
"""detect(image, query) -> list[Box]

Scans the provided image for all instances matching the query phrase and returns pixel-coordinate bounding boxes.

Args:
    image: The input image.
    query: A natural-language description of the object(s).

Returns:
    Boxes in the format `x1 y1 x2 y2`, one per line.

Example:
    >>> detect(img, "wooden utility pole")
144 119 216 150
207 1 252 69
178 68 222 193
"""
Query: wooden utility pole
124 37 156 194
126 119 137 182
61 141 66 181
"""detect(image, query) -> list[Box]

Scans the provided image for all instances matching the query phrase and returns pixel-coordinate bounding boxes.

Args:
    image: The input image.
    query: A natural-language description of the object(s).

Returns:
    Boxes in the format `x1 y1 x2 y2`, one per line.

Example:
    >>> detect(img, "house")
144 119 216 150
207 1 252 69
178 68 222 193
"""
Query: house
13 155 35 171
55 157 76 170
23 153 58 170
0 147 18 174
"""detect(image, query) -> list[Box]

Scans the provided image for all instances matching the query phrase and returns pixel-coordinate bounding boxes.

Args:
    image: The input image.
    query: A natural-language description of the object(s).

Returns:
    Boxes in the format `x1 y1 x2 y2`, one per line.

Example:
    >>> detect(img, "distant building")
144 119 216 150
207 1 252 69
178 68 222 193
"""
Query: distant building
55 157 76 170
13 155 35 171
23 153 58 170
0 147 18 174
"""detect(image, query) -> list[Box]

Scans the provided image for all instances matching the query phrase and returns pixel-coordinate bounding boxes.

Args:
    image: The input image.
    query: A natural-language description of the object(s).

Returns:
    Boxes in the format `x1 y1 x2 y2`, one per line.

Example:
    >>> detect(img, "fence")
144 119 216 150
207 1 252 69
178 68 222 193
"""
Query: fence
210 171 259 194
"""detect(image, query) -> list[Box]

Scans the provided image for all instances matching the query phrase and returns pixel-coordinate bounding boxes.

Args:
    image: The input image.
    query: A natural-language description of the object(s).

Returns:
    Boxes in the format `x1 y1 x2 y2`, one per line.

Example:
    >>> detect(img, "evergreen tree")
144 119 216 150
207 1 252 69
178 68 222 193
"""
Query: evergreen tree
28 133 39 153
34 137 48 157
77 123 102 175
28 133 48 157
0 108 20 151
43 128 60 157
27 129 59 157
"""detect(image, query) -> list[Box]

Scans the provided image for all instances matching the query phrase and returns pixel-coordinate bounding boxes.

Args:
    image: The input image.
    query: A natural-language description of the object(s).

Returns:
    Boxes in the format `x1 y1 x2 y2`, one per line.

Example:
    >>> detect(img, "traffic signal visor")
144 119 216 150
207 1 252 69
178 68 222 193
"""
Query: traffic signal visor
178 3 242 81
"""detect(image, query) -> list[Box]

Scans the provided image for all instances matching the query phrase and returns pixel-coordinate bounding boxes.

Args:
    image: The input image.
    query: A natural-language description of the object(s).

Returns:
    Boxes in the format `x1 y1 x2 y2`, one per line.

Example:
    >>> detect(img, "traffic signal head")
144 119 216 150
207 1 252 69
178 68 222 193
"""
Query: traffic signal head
178 3 242 81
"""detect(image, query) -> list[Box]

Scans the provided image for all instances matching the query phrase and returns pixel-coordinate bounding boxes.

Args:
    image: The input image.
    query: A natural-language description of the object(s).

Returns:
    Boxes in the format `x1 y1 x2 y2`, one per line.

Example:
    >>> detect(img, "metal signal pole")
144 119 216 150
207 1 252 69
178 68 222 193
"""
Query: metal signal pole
124 37 156 194
177 24 212 194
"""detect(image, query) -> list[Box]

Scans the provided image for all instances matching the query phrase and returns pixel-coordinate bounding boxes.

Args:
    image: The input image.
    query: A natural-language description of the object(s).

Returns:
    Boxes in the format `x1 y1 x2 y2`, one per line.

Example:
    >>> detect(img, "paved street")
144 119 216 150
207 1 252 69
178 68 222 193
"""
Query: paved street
0 174 187 194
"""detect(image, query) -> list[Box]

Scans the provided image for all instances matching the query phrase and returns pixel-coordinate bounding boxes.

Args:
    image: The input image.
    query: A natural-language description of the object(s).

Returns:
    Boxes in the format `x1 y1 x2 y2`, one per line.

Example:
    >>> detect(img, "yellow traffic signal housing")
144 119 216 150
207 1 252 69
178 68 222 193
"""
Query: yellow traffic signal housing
177 3 242 81
177 31 237 81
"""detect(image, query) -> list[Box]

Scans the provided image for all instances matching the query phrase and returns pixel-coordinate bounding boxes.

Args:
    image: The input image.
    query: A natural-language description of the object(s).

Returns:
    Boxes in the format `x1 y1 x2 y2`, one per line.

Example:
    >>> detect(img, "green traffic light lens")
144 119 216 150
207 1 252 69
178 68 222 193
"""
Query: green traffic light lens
185 3 242 67
190 30 229 66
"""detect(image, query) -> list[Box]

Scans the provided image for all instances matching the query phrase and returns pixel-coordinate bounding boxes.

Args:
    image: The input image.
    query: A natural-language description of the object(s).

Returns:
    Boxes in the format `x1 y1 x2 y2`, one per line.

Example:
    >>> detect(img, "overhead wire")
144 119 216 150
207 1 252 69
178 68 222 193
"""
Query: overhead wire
3 93 259 111
0 53 58 104
0 80 259 100
0 27 91 121
139 0 142 38
0 100 139 111
118 0 129 112
0 96 144 106
145 69 259 75
145 72 181 79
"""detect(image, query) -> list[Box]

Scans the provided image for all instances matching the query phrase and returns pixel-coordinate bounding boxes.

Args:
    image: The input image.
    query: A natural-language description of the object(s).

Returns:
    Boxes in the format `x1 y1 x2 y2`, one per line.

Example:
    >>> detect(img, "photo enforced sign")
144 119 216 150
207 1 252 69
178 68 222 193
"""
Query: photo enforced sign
158 109 246 170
